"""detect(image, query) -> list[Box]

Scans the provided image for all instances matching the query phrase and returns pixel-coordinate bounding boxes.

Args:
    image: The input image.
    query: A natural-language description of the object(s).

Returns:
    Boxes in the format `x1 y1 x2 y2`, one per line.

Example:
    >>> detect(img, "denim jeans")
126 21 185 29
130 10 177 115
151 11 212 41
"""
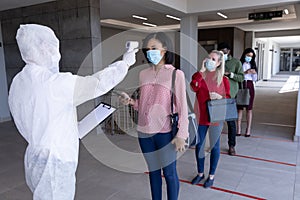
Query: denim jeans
195 124 223 175
138 132 179 200
227 120 237 147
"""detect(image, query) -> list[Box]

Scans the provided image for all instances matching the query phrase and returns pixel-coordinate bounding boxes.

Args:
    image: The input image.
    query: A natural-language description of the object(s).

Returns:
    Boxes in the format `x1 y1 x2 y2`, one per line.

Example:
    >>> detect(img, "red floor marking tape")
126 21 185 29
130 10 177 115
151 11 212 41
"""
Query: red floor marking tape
179 179 267 200
188 147 296 167
220 152 297 167
221 132 293 143
144 172 266 200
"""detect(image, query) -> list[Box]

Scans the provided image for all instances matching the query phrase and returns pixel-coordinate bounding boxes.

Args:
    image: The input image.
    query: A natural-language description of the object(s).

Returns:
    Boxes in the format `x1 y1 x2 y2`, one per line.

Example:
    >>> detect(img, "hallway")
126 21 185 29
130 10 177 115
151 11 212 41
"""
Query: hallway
0 72 299 200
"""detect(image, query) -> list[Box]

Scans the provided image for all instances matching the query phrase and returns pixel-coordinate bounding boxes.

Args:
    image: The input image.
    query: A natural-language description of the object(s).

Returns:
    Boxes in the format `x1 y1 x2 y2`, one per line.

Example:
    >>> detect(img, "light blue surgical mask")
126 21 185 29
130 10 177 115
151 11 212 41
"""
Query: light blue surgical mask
245 56 252 63
147 50 163 65
205 59 216 71
223 54 228 61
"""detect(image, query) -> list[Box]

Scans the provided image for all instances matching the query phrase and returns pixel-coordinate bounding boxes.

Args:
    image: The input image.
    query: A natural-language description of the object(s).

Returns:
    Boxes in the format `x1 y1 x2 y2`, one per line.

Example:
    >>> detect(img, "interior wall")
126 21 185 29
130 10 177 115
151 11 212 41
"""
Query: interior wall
0 0 103 121
198 27 245 58
0 0 101 88
0 21 10 122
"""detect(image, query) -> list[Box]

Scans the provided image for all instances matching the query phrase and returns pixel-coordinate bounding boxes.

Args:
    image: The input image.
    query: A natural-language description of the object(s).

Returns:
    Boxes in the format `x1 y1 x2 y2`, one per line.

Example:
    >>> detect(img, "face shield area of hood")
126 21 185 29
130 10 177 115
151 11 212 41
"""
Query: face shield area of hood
16 24 61 73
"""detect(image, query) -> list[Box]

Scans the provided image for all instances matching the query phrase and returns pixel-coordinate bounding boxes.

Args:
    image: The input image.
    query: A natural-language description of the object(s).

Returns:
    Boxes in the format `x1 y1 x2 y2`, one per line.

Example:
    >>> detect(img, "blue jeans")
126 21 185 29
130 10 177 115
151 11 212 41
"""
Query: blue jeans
138 132 179 200
195 124 223 175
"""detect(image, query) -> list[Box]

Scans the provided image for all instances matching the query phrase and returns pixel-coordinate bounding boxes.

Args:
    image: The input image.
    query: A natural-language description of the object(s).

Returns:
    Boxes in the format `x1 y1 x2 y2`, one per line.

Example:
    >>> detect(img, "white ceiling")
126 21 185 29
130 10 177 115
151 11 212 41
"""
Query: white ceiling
1 0 300 47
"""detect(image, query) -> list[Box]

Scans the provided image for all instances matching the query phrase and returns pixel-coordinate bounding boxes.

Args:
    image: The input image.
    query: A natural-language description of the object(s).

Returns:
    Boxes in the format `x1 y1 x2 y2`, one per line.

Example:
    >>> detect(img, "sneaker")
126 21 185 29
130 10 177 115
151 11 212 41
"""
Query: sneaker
191 174 204 185
204 177 214 188
228 146 236 156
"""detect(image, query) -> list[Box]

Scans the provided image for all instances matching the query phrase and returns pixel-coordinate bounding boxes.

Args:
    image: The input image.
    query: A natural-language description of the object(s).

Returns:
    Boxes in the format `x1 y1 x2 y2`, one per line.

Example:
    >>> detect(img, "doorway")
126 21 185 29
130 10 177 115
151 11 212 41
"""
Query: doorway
280 48 300 72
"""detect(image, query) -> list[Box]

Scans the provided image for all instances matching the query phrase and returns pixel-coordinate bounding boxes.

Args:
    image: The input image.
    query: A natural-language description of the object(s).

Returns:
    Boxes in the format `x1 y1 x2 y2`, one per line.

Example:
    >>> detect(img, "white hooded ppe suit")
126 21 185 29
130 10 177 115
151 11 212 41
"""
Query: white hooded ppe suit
8 24 137 200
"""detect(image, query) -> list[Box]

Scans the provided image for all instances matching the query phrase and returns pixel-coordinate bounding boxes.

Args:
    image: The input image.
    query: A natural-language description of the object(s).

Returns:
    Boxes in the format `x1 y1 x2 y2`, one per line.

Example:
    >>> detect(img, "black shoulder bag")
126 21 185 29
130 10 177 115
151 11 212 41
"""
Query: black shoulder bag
170 69 179 138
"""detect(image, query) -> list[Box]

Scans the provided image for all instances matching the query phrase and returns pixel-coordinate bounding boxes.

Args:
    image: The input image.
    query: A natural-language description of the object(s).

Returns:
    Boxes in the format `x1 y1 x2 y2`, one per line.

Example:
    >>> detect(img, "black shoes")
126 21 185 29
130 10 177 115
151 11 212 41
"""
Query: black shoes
228 146 236 156
204 177 214 188
191 174 204 185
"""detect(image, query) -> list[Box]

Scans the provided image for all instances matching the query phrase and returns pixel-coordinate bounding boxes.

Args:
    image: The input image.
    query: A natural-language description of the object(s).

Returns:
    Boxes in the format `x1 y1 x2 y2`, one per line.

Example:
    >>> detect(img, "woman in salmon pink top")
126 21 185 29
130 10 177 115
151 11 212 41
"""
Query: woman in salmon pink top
121 32 188 200
190 50 230 188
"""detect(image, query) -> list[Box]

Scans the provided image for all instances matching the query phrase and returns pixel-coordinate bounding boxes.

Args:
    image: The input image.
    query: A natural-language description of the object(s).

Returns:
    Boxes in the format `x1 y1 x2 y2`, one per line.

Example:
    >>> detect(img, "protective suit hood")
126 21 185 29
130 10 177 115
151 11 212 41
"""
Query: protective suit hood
16 24 61 73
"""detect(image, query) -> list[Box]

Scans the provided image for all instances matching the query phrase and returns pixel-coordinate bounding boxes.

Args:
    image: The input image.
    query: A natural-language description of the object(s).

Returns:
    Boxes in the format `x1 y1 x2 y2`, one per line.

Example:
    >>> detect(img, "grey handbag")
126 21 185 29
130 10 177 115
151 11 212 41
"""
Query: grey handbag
236 82 250 106
207 98 238 123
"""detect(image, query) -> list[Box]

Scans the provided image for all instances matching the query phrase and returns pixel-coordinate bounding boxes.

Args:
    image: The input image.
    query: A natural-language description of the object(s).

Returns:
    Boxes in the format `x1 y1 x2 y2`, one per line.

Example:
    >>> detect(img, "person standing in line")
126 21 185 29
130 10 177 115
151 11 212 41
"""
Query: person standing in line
8 24 138 200
217 42 244 156
190 50 230 188
120 32 189 200
237 48 258 137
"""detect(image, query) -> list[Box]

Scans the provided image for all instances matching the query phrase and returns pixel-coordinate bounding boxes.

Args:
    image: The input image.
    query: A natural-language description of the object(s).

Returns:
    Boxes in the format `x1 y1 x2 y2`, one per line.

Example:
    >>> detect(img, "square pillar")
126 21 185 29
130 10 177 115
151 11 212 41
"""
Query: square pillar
180 15 198 82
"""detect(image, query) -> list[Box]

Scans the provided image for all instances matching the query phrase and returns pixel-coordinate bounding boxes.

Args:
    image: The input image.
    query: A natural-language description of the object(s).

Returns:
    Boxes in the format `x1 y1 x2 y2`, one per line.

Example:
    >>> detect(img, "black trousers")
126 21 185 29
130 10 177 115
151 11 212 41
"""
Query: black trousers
227 120 236 147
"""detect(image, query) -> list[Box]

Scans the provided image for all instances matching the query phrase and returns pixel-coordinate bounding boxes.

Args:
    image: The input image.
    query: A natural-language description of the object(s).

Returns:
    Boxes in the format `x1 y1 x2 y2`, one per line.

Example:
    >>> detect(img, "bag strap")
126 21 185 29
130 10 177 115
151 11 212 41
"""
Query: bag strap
171 68 194 113
240 81 247 89
171 69 176 115
186 91 193 112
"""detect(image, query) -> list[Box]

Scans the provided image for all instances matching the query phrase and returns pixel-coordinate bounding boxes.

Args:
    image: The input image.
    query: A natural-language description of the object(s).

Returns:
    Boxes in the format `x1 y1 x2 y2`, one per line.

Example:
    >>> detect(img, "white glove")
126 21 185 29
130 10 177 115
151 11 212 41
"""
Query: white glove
123 49 138 67
171 137 187 152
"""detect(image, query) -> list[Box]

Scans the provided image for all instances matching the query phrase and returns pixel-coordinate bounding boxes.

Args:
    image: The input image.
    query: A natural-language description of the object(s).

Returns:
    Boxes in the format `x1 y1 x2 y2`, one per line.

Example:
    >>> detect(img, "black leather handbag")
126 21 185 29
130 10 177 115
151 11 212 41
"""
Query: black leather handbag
170 69 198 147
207 98 238 123
170 69 179 138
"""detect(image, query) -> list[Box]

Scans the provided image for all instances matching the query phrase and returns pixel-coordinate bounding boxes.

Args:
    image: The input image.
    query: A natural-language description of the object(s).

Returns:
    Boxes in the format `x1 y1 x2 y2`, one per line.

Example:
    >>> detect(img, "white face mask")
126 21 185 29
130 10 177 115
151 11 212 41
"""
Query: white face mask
223 54 228 61
205 59 216 71
245 56 252 63
146 50 163 65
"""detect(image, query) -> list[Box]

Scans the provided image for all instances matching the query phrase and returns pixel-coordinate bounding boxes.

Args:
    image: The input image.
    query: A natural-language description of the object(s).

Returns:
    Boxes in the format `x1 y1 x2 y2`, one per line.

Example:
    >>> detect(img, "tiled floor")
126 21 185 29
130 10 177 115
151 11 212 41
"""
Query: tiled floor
0 72 299 200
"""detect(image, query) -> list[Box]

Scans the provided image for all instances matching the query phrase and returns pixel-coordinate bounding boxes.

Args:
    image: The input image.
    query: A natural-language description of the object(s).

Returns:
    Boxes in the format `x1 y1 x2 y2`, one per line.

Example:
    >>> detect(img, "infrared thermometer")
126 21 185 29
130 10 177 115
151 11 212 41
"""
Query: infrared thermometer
126 41 139 51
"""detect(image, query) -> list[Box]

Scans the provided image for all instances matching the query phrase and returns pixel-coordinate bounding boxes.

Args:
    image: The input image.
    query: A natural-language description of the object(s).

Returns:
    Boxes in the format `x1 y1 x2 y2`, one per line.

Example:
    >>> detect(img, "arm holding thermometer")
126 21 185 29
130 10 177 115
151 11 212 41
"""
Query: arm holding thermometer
122 41 139 67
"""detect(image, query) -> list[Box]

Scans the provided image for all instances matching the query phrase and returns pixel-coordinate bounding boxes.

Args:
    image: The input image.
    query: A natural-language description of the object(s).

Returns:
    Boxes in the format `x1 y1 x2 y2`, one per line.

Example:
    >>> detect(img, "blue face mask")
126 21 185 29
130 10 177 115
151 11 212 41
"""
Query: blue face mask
223 54 228 61
245 56 252 63
147 50 163 65
205 59 216 71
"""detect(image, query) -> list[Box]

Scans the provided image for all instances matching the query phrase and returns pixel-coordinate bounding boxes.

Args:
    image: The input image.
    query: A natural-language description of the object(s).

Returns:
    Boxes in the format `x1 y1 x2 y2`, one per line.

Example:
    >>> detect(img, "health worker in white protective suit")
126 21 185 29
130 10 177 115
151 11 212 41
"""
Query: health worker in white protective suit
8 24 138 200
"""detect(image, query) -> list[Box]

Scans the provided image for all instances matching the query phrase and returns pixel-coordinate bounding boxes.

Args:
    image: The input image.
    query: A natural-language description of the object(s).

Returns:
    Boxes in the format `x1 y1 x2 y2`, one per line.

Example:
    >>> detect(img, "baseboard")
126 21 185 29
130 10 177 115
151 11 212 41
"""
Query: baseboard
0 116 11 123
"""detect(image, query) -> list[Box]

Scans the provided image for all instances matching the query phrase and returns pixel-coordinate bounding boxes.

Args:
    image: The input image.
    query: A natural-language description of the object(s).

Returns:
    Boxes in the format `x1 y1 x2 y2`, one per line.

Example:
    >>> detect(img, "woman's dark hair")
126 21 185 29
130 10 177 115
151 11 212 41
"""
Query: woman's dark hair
240 48 257 71
142 32 174 65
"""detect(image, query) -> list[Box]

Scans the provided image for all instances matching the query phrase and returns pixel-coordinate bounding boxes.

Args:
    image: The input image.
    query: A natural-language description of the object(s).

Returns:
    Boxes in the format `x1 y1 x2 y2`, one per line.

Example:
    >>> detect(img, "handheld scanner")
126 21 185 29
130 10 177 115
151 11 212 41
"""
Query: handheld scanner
126 41 139 52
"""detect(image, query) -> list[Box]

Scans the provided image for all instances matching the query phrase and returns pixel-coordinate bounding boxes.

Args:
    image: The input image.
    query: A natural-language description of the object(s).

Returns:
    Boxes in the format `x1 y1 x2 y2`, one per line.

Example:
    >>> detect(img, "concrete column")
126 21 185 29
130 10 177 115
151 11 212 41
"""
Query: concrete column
295 71 300 142
290 48 294 72
0 21 10 122
180 15 198 82
245 31 255 49
180 15 198 112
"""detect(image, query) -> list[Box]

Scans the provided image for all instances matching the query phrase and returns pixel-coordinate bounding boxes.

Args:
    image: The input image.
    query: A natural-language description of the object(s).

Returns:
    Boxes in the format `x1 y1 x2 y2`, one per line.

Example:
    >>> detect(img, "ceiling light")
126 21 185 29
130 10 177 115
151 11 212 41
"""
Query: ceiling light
142 22 157 27
132 15 147 20
283 9 289 15
217 12 228 19
166 14 181 21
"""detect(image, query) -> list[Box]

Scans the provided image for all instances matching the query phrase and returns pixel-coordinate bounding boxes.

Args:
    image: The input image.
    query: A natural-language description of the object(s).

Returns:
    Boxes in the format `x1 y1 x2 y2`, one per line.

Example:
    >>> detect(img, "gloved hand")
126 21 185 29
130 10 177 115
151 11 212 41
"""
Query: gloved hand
123 49 139 67
171 137 187 152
